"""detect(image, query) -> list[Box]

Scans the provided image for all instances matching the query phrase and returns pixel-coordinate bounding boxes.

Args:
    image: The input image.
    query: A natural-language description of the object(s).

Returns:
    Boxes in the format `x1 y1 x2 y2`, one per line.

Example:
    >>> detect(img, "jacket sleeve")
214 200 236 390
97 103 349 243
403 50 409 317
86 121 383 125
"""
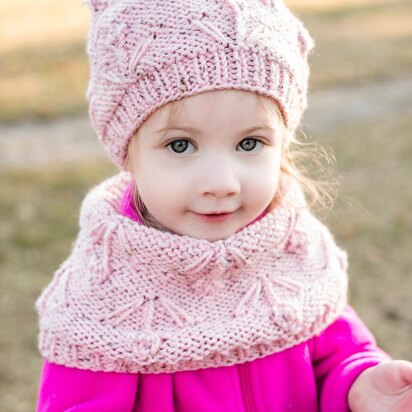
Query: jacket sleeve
311 305 391 412
36 360 138 412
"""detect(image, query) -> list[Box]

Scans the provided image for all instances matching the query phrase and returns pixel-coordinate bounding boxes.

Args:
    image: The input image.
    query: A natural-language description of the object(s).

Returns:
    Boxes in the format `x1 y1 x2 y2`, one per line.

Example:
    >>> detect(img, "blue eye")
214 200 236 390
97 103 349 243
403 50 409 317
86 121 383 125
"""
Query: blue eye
167 139 194 154
238 138 264 152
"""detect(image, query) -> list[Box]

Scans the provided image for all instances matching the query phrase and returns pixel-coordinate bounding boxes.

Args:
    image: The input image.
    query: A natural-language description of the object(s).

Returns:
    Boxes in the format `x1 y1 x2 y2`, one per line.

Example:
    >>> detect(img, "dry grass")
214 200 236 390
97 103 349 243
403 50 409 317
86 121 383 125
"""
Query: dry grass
317 110 412 358
0 43 88 122
301 0 412 88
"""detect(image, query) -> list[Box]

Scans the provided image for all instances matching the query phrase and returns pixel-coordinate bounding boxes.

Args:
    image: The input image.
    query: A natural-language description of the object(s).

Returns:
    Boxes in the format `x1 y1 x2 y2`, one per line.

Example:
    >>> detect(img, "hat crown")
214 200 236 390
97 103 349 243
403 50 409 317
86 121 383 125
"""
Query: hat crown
85 0 315 168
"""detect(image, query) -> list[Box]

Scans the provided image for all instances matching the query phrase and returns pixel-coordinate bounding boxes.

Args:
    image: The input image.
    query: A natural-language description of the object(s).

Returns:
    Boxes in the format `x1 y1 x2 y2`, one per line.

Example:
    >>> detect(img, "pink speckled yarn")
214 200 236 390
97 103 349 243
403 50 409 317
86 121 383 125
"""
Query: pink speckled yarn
85 0 315 168
35 173 348 374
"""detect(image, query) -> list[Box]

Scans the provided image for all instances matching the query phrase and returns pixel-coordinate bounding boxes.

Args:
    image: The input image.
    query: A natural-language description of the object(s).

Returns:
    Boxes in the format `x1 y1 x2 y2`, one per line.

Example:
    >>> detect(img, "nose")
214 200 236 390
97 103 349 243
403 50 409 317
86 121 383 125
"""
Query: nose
198 157 241 198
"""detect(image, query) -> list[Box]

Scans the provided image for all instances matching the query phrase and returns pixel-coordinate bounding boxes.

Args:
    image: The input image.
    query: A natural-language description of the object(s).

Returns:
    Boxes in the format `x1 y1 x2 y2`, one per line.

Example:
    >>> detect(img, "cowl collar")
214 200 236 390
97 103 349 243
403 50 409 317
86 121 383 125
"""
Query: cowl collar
78 172 308 289
36 172 348 374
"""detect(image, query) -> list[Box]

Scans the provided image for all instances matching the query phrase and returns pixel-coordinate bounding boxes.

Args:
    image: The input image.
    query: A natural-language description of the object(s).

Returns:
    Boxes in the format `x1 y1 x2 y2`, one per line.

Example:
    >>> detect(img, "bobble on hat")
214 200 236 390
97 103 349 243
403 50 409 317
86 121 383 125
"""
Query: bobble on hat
85 0 315 168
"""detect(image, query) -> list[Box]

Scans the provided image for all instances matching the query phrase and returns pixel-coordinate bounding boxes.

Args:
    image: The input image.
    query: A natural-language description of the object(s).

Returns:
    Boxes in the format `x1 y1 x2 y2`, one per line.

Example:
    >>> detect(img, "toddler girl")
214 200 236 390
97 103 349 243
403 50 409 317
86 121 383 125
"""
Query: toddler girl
35 0 412 411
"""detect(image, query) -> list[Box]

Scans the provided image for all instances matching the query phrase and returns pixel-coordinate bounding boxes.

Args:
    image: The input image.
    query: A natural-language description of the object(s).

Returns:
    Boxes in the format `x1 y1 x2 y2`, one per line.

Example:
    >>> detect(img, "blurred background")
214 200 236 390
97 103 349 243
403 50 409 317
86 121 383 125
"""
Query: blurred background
1 0 411 409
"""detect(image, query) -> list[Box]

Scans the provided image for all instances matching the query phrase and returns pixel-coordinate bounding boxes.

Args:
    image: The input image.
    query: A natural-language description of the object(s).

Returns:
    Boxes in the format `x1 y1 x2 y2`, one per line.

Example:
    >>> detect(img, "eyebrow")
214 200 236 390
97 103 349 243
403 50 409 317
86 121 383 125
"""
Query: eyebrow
154 124 276 135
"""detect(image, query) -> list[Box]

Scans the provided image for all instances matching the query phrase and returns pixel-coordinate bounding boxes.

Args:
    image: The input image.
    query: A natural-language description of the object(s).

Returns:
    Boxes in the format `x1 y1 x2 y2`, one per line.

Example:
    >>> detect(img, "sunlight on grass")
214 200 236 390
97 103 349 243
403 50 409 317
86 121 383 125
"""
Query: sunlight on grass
0 0 89 53
303 1 412 88
1 0 406 53
0 43 88 122
288 0 401 12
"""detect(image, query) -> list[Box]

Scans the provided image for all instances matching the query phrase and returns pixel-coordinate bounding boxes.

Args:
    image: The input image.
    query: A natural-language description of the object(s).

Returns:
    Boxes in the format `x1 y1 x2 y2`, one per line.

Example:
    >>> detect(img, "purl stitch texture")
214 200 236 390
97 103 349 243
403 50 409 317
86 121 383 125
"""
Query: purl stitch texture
85 0 315 168
36 173 348 374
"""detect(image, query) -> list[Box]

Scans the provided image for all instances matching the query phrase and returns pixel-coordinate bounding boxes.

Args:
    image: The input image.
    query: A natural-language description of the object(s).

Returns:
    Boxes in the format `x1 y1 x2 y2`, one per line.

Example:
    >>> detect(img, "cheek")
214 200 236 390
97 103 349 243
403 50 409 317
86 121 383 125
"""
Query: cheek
134 161 185 211
245 153 281 193
250 169 280 196
133 157 164 198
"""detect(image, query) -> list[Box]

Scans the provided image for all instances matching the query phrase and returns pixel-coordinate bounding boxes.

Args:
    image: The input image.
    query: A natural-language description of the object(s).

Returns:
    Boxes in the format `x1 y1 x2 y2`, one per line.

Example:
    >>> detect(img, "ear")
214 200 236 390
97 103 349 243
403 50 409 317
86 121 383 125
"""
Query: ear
260 0 282 7
84 0 110 15
297 24 315 59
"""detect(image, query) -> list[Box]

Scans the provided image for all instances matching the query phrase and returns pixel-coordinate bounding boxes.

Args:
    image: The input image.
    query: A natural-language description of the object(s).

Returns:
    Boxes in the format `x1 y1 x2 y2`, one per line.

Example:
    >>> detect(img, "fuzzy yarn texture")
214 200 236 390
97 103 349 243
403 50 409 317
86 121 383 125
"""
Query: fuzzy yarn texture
85 0 315 168
35 173 348 374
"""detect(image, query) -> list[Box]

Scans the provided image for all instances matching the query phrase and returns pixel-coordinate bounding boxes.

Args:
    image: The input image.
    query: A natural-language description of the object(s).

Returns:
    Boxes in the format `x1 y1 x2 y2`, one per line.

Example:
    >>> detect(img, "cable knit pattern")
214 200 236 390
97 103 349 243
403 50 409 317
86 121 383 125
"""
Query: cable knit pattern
35 173 348 374
85 0 315 167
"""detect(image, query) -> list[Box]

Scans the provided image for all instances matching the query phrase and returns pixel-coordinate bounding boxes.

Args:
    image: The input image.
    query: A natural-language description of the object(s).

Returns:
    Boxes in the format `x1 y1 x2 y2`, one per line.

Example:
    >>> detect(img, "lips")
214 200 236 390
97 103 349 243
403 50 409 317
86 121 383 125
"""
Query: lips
197 209 235 215
194 211 234 223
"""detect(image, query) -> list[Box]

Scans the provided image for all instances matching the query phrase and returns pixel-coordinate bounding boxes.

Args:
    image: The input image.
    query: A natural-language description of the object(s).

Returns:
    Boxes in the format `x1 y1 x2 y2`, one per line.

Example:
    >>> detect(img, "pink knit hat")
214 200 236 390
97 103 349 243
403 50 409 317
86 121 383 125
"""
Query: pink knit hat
85 0 315 168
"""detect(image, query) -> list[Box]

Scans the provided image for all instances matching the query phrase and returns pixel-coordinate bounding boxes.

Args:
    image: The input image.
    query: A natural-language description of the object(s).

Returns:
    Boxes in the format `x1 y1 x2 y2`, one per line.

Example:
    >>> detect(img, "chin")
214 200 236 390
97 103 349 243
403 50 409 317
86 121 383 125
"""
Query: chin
180 229 224 242
173 221 239 241
205 228 238 242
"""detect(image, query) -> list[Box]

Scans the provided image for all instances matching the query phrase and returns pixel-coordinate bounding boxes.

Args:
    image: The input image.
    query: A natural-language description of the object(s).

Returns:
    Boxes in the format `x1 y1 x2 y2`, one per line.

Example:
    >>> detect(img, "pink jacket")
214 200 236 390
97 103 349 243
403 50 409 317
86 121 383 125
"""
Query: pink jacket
36 184 390 411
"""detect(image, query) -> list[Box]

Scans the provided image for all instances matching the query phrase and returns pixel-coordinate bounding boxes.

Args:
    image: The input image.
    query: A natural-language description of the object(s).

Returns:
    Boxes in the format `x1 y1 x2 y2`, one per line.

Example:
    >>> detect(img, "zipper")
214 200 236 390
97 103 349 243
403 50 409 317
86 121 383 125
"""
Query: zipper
238 362 257 412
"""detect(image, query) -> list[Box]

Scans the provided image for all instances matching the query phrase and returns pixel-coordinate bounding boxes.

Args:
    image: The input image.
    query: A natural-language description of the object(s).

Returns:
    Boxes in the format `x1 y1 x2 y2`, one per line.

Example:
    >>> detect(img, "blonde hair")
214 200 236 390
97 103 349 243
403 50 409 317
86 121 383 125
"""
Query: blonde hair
125 91 337 228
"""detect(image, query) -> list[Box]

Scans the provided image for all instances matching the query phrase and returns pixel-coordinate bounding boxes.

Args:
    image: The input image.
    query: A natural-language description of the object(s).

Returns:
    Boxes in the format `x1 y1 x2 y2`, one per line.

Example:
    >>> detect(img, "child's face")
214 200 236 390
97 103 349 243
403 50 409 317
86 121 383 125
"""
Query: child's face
128 90 284 241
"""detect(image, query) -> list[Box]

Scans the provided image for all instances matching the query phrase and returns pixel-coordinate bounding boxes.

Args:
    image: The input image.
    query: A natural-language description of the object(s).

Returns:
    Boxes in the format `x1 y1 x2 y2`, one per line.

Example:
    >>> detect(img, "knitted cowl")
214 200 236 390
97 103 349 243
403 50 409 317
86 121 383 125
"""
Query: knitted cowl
36 173 348 374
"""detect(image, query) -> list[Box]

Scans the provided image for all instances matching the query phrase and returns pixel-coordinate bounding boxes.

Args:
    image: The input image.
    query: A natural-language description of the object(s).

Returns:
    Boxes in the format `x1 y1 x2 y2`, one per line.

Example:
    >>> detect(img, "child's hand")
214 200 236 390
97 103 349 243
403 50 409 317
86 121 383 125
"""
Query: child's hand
348 360 412 411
